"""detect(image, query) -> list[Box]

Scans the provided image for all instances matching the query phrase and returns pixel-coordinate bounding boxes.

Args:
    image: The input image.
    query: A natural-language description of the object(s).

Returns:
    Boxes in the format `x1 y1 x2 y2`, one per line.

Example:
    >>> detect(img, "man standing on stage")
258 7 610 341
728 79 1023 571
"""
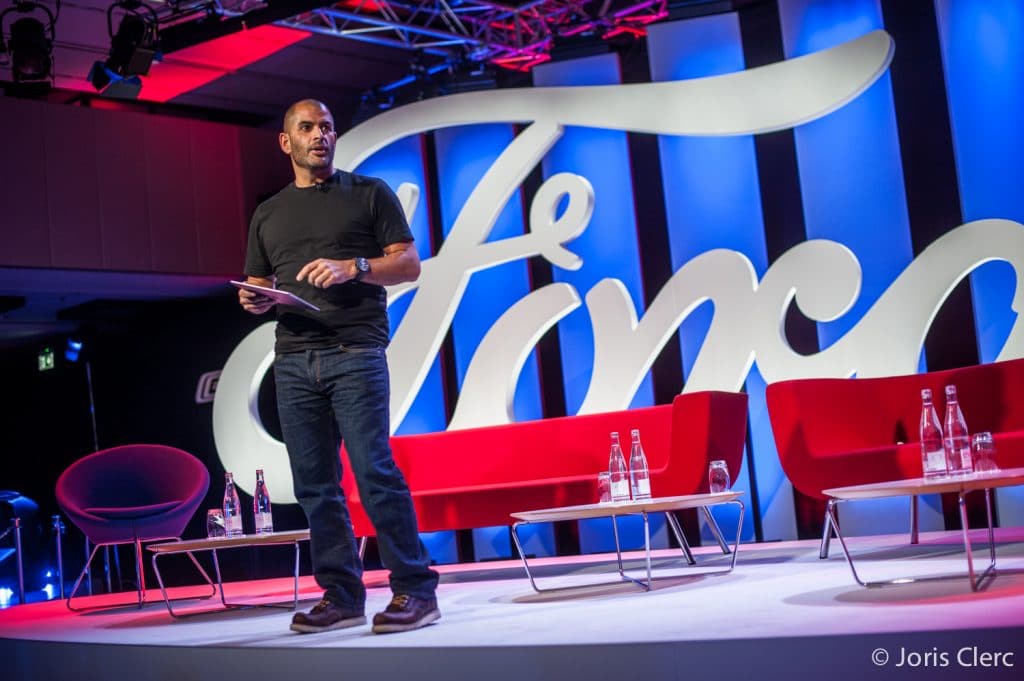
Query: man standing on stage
238 98 439 634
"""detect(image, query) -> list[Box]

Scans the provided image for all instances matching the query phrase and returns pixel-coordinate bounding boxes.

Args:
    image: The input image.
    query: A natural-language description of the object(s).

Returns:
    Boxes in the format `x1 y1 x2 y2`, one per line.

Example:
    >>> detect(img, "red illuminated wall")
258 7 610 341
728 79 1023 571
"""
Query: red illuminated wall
0 96 291 275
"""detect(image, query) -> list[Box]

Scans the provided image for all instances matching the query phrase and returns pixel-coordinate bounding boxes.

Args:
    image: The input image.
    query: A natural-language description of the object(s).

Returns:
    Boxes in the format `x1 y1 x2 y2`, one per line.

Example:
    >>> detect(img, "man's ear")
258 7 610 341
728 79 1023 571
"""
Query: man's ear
279 132 291 155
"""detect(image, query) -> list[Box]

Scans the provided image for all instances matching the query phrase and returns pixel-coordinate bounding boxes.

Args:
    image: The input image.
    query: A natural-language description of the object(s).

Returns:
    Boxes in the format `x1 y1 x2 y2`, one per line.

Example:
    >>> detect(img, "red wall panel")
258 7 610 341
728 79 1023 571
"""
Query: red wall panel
145 118 198 273
191 121 245 275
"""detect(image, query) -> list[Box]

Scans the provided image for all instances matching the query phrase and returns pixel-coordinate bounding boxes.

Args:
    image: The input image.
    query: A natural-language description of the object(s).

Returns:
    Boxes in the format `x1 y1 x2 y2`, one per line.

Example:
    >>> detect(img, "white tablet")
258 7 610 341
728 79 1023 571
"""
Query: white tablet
230 281 321 312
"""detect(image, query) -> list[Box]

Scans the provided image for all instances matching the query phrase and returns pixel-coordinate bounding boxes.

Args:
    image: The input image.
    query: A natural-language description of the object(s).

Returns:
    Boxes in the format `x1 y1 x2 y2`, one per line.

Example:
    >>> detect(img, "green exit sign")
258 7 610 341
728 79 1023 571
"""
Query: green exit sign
38 347 55 372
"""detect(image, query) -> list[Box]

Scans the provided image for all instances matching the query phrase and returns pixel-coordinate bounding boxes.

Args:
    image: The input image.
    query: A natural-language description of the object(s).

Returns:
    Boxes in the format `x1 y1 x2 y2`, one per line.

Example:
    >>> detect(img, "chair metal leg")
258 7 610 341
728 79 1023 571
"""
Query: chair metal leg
910 494 919 545
701 506 732 555
66 544 103 612
84 539 93 596
358 536 368 561
13 519 25 606
134 539 145 608
51 516 64 599
67 536 190 612
820 499 837 559
664 512 696 565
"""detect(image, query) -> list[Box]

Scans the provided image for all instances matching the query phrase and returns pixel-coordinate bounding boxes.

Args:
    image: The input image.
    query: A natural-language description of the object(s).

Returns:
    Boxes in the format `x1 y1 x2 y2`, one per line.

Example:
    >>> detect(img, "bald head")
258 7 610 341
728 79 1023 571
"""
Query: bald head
283 99 331 133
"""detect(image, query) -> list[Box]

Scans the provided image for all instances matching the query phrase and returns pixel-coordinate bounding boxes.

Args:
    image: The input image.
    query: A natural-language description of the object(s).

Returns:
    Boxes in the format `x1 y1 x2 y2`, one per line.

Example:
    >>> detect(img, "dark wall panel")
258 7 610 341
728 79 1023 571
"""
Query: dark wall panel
0 98 51 267
93 108 153 271
46 105 103 269
237 126 292 235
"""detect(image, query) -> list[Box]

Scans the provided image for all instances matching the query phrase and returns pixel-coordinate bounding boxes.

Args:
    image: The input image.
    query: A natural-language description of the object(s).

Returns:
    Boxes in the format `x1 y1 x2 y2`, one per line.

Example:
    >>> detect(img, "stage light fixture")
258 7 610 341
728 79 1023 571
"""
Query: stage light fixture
88 0 159 98
65 338 83 363
0 2 56 87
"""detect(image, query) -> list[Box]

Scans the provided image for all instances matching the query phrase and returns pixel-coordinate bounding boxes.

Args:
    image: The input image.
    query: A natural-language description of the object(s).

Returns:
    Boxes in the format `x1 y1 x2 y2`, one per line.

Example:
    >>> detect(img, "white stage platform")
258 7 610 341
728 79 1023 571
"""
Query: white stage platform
2 529 1023 681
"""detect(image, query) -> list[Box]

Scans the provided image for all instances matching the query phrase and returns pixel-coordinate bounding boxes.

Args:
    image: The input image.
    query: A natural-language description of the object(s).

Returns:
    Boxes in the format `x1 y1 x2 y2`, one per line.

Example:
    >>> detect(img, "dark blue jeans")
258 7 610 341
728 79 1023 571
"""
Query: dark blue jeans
274 344 437 611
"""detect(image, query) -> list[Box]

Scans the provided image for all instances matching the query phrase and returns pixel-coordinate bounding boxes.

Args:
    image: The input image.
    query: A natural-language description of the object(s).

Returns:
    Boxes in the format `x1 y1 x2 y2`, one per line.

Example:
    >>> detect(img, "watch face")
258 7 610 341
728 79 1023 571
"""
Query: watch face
356 257 370 273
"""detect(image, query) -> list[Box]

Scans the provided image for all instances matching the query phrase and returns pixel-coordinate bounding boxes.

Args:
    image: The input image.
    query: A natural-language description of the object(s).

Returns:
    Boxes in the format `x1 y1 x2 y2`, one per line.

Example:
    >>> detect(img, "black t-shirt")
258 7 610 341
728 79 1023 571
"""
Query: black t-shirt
244 170 414 353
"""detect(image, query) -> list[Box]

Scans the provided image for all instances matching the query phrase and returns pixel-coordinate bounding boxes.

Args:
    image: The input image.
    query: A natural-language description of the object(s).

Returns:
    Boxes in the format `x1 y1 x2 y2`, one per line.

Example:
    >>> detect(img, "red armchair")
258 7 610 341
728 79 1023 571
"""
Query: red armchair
766 358 1024 554
56 444 215 610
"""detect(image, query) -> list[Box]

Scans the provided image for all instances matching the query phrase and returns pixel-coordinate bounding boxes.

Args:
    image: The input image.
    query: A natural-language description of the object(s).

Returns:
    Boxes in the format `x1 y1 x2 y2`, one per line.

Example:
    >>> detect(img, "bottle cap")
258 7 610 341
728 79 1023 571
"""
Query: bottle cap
921 388 932 400
944 384 957 398
631 428 640 437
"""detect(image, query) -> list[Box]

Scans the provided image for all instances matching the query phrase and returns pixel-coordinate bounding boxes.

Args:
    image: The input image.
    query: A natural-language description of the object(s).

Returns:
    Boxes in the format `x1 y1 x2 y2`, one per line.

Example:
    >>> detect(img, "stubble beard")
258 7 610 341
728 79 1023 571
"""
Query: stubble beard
291 137 334 172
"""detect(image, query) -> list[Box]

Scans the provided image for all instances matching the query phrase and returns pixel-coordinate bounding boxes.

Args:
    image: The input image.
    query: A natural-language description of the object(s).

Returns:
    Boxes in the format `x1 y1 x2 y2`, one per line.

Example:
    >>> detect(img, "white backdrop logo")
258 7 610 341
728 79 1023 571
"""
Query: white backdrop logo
213 31 1024 501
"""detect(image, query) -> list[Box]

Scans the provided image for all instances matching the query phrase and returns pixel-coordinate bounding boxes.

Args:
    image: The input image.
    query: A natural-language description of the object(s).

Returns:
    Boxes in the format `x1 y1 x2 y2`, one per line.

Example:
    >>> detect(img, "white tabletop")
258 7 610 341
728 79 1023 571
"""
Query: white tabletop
510 492 743 523
823 467 1024 500
147 529 310 554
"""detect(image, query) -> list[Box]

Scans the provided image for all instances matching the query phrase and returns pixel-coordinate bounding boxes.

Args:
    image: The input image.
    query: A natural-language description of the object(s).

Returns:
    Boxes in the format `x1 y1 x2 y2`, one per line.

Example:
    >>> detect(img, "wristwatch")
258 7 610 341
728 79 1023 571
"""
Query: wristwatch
353 257 370 282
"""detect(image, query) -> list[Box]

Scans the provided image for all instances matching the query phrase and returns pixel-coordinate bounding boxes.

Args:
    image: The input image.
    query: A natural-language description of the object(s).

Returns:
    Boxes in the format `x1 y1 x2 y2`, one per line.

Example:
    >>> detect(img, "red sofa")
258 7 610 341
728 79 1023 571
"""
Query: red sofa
341 391 748 536
766 358 1024 501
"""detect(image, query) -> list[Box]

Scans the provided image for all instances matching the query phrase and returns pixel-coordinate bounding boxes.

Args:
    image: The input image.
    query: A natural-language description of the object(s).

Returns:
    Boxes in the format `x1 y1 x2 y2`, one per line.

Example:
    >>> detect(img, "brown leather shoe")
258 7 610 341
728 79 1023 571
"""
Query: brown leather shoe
290 598 366 634
371 594 440 634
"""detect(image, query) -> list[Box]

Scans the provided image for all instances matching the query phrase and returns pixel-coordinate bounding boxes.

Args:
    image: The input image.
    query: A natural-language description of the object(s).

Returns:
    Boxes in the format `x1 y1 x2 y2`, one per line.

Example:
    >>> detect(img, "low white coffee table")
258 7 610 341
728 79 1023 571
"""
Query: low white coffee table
148 529 310 618
510 492 744 592
823 467 1024 591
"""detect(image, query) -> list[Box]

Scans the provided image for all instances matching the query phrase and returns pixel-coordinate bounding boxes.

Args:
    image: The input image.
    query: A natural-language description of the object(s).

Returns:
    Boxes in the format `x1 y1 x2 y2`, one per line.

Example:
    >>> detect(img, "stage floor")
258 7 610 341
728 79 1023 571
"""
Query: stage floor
2 529 1023 681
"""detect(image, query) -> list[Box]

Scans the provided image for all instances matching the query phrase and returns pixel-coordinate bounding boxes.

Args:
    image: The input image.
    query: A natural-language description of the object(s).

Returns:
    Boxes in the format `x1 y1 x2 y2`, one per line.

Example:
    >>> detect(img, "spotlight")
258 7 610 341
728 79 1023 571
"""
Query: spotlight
0 2 56 87
89 1 159 98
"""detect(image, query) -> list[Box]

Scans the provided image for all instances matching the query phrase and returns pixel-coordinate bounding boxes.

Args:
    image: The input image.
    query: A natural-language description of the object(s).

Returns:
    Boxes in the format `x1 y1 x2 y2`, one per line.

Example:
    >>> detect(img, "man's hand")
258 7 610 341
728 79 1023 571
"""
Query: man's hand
296 258 355 288
238 277 276 314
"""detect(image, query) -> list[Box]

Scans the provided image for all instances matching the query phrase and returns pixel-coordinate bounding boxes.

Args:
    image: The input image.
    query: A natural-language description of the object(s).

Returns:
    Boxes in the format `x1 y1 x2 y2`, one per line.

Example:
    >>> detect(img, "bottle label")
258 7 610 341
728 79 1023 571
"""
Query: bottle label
611 479 630 501
634 478 651 498
960 447 973 472
225 514 243 536
255 512 274 534
922 448 946 476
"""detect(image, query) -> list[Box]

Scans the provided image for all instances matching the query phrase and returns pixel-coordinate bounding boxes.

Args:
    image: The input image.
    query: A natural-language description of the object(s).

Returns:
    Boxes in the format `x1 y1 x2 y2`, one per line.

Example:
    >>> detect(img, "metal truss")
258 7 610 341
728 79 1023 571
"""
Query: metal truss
276 0 668 71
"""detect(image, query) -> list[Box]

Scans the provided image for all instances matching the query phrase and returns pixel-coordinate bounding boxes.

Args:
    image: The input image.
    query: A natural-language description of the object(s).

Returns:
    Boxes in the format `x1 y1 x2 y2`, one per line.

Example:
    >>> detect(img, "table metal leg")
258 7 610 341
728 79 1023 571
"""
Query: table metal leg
294 541 300 610
985 489 996 565
957 490 997 591
510 521 542 593
152 539 301 618
150 547 219 618
611 516 626 576
512 502 744 594
642 512 652 589
830 493 998 591
212 549 227 607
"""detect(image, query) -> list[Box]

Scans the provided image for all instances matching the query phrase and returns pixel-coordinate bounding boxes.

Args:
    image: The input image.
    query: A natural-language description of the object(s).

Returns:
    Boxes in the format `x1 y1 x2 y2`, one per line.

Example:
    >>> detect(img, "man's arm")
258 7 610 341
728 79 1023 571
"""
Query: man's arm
238 275 277 314
296 241 421 288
